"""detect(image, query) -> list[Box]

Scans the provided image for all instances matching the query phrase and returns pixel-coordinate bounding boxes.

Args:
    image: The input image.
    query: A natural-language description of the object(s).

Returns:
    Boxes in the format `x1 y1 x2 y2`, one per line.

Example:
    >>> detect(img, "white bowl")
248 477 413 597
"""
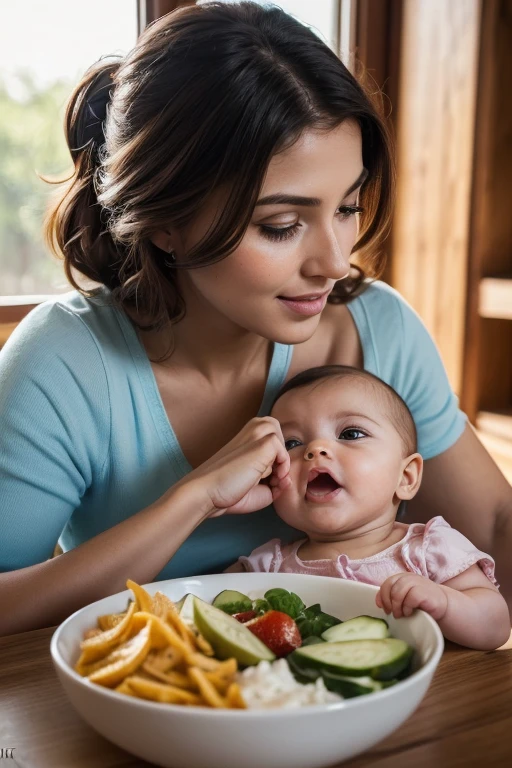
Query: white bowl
51 573 443 768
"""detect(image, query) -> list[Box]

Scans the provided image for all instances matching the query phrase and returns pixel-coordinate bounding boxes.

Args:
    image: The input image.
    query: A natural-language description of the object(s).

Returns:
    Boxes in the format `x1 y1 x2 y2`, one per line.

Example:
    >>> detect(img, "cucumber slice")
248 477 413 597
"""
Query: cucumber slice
291 638 413 681
287 654 321 685
175 593 196 625
193 598 275 666
321 670 384 698
321 616 389 643
212 589 253 615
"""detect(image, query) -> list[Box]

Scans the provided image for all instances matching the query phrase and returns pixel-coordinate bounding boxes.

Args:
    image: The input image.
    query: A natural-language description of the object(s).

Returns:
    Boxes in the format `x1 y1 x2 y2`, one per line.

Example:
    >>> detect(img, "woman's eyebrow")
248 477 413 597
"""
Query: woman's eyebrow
255 167 368 207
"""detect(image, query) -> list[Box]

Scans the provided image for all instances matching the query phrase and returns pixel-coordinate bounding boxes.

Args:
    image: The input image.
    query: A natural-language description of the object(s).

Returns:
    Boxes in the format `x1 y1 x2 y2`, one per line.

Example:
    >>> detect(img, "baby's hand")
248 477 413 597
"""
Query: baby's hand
376 574 449 621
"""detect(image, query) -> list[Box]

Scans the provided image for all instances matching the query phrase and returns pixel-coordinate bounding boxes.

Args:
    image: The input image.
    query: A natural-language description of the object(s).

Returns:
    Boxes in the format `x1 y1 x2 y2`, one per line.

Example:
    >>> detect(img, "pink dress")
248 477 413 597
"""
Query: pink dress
238 517 498 586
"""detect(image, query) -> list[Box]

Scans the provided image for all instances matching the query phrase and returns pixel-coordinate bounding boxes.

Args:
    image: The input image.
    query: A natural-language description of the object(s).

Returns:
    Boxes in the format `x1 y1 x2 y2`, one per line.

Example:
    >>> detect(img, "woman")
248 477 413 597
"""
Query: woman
0 1 510 636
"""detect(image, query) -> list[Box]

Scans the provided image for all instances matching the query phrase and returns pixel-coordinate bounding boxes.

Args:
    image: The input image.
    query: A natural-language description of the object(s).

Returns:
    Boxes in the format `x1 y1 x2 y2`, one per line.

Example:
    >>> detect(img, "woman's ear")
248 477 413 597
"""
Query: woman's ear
149 228 174 253
395 453 423 501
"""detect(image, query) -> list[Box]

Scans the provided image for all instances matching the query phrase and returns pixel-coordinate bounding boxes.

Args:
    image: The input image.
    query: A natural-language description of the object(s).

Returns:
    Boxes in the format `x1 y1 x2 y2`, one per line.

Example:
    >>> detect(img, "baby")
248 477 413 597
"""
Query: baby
230 365 510 650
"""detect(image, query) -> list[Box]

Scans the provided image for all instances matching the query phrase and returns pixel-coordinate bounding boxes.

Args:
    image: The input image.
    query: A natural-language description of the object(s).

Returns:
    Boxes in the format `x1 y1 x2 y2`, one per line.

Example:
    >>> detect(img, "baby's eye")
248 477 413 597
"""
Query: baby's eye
284 438 302 451
338 428 366 441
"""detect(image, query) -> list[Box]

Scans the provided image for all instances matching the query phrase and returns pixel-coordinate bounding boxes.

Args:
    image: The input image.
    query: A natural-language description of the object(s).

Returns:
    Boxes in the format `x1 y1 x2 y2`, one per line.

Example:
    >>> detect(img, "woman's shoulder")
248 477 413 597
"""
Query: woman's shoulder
12 286 119 338
349 280 467 459
0 289 119 416
2 287 126 368
349 279 414 336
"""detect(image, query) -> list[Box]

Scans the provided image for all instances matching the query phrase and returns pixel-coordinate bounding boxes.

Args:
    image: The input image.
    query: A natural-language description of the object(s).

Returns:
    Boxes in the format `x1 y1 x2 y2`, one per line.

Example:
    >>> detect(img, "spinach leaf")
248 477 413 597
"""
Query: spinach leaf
252 598 270 616
263 588 305 619
296 606 341 639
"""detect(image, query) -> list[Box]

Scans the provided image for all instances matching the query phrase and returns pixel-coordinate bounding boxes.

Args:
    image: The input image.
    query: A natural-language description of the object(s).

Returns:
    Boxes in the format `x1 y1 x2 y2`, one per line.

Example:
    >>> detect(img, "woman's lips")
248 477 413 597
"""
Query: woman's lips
277 291 329 316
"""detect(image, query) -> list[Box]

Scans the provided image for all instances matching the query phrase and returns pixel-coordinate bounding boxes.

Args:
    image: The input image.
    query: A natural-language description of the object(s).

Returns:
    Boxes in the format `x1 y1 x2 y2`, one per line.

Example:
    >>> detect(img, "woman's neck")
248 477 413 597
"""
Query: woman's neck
136 280 273 382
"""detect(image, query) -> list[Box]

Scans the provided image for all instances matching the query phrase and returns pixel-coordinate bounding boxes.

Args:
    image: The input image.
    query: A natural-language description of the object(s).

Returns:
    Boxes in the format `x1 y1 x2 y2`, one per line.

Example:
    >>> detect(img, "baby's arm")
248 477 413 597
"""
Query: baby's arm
377 566 510 650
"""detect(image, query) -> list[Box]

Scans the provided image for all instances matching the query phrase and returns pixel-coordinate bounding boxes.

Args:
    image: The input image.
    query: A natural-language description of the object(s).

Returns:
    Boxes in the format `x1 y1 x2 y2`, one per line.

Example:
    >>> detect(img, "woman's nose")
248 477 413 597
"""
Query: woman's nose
304 443 333 461
302 229 351 281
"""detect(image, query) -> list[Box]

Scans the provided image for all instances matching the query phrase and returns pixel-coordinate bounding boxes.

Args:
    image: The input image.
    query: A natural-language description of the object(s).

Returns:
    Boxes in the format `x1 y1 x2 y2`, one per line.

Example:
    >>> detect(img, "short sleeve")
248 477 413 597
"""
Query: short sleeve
0 301 111 571
352 282 468 459
404 517 497 586
237 538 284 573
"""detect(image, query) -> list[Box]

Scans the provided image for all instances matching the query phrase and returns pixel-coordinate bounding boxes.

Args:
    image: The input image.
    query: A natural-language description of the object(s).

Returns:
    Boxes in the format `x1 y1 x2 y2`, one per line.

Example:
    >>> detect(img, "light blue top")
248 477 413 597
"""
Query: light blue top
0 281 467 576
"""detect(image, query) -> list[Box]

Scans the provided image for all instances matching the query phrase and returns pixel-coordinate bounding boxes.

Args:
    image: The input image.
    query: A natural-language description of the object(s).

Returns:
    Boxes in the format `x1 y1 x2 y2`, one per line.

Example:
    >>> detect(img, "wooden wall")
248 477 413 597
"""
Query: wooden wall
390 0 481 395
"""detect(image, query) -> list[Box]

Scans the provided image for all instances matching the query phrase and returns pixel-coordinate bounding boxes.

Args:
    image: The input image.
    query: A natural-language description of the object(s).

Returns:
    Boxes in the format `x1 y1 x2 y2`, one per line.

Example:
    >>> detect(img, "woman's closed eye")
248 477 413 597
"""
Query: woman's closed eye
258 204 364 243
338 428 367 441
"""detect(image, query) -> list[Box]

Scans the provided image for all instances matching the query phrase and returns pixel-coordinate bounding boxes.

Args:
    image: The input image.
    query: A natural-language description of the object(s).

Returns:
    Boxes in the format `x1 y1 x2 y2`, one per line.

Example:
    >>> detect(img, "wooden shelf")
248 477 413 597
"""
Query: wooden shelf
479 277 512 320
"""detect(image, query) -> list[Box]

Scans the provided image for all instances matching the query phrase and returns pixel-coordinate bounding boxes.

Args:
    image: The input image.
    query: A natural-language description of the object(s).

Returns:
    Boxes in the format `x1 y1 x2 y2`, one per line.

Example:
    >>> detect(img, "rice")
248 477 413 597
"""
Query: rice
237 659 342 709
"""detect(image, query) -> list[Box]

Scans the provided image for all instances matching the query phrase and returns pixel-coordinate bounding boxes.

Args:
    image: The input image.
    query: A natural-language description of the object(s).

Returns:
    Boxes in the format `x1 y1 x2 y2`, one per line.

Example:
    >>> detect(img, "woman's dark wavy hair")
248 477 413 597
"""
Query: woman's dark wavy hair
45 1 395 330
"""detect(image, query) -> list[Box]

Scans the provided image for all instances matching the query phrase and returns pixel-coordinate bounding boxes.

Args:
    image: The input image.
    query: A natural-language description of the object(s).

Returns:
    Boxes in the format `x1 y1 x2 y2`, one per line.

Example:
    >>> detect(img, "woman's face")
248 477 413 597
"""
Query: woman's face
170 120 366 344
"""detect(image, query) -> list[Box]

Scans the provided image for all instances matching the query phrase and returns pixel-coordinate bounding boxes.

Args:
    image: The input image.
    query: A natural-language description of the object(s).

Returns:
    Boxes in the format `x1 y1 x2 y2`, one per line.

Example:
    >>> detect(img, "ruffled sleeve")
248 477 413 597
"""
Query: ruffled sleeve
402 517 498 586
237 538 284 573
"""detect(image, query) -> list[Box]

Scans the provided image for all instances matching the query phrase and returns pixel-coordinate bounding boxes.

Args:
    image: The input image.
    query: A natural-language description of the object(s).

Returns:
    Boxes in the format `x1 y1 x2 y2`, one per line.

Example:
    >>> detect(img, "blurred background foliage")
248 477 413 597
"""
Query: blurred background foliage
0 73 72 294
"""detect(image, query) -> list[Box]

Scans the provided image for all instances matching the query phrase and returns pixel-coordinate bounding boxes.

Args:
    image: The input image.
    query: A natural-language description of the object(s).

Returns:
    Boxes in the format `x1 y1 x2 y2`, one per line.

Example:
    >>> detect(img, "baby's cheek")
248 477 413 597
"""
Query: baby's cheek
273 480 303 526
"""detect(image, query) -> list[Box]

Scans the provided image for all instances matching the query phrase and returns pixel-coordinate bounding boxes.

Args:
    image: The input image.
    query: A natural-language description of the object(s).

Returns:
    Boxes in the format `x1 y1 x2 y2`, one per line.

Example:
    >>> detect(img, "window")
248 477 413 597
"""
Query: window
0 0 137 296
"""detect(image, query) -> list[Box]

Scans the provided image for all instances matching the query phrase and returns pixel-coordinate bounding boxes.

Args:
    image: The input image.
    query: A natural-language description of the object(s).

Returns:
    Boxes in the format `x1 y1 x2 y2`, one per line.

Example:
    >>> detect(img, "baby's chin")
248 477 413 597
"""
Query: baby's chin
275 501 353 538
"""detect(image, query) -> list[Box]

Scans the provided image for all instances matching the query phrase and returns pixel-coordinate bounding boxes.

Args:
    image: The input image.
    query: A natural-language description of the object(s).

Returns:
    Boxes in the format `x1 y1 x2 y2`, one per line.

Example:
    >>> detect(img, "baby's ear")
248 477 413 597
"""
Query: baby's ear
395 453 423 501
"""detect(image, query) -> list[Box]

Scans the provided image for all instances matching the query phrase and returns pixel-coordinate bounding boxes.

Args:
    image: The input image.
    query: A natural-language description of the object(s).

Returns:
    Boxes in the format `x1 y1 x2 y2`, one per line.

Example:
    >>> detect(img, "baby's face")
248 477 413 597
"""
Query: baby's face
270 377 411 540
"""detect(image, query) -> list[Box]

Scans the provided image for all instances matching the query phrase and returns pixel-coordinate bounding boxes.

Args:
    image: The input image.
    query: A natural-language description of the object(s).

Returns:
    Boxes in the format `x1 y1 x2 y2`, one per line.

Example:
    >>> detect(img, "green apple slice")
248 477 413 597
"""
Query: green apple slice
193 597 275 666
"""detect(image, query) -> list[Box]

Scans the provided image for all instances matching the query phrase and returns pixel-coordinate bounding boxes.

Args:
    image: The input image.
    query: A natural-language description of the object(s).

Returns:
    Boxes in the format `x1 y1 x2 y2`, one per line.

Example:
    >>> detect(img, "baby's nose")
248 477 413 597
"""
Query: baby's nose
304 443 332 460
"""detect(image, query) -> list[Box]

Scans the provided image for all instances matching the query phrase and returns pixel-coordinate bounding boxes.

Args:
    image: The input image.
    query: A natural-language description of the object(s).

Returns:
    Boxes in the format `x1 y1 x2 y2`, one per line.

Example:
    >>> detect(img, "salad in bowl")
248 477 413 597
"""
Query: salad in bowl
51 572 444 768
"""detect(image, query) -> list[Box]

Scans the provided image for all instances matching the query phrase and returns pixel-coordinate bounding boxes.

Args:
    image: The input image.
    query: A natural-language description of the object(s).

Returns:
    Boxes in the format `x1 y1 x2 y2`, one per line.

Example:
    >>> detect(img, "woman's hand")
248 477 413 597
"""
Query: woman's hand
175 417 292 517
376 573 449 620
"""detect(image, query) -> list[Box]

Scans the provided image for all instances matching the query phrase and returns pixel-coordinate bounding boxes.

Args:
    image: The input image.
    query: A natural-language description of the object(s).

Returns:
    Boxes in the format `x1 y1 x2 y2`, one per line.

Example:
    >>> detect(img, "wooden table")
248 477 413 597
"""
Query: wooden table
1 627 512 768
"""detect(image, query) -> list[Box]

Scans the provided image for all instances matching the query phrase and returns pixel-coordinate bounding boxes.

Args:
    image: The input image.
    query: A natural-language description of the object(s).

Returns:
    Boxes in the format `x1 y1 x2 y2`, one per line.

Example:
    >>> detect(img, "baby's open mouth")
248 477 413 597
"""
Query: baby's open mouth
305 470 342 500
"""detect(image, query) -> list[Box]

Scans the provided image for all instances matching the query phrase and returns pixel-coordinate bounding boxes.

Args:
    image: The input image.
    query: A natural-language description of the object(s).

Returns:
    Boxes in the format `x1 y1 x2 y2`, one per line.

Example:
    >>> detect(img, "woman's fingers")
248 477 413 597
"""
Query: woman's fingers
203 432 291 515
224 480 274 514
270 475 292 501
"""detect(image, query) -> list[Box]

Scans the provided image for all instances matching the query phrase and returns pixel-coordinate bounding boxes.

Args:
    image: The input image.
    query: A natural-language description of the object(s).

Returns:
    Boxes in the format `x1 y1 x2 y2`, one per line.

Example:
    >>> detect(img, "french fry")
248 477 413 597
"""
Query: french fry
134 611 195 659
76 601 137 667
226 682 247 709
98 612 126 631
88 622 153 687
153 591 215 656
195 632 215 656
126 579 153 612
126 675 204 705
187 652 223 671
76 580 247 710
145 647 183 672
142 662 192 688
202 658 238 693
188 666 229 708
115 680 136 696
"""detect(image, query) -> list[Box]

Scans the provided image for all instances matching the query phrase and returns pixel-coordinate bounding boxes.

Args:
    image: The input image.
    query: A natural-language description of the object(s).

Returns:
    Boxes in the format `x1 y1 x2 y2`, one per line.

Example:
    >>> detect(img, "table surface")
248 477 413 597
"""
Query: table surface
1 626 512 768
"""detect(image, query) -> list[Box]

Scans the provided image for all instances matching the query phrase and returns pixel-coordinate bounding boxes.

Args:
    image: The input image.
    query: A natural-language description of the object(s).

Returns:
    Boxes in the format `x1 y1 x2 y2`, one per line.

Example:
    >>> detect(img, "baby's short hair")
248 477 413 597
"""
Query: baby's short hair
272 365 418 455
